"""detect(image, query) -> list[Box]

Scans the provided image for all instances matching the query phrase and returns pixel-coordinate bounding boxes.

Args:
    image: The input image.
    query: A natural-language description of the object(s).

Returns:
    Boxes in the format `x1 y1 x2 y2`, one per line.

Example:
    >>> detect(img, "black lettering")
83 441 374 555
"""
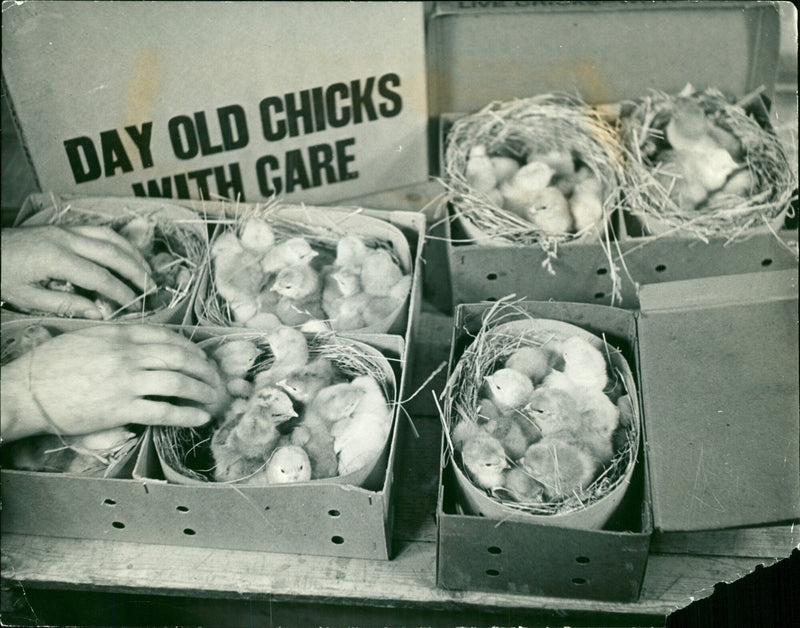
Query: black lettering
378 73 403 118
125 122 154 168
350 76 377 124
174 173 191 199
284 148 311 193
64 136 101 184
335 138 358 182
214 163 246 202
308 143 337 187
187 167 214 200
100 129 134 177
168 115 199 159
255 154 282 196
259 97 286 142
218 105 249 151
132 176 173 198
194 111 223 156
325 83 351 128
285 90 314 138
311 87 327 133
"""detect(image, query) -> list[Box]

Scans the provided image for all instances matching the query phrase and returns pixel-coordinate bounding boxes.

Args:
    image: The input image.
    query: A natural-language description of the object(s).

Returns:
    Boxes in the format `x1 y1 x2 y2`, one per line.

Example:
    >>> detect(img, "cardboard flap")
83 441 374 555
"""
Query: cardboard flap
428 1 779 114
638 270 799 531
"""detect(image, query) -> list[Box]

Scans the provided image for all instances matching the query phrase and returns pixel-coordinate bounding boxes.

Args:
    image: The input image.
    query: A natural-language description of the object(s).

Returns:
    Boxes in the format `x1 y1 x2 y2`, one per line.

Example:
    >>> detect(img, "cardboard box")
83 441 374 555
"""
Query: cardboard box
427 1 798 312
437 270 799 600
2 2 428 204
1 320 410 560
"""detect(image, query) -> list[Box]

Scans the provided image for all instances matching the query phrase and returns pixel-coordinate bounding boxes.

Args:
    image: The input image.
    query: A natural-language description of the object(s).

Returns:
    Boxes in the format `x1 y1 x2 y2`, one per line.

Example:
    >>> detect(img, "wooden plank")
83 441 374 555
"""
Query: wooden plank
651 524 800 558
0 532 782 617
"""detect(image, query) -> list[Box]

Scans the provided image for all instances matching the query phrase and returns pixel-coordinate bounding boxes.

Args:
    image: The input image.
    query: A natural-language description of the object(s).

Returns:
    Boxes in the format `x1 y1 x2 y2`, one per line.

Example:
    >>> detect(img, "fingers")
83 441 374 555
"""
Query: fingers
63 227 152 293
68 225 151 272
11 286 103 319
133 370 222 407
122 325 208 359
52 254 139 307
133 343 223 388
126 399 211 428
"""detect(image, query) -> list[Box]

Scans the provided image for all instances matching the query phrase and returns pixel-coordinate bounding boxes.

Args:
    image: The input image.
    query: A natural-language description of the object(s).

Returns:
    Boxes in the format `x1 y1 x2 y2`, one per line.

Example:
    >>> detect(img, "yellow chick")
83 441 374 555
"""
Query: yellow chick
526 149 575 179
579 389 620 439
490 155 520 186
211 339 261 379
226 377 253 399
523 387 583 437
465 144 498 193
239 218 276 254
717 168 755 198
665 98 718 153
244 312 282 330
360 249 404 297
573 428 615 467
277 357 338 405
462 434 508 490
290 420 338 480
483 409 534 461
451 418 486 451
119 215 156 255
271 264 321 302
335 234 369 271
329 292 370 331
212 232 264 304
570 171 605 232
260 238 318 275
304 382 365 426
505 346 551 384
656 150 709 211
500 161 555 216
253 325 309 386
707 123 743 161
521 436 598 501
502 466 545 503
321 266 362 318
561 336 608 392
684 148 739 193
264 445 312 484
523 187 574 236
484 368 534 413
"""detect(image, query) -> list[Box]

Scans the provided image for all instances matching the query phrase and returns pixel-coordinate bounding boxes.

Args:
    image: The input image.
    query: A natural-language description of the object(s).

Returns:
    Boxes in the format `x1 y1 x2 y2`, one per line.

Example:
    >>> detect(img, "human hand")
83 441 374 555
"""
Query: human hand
1 325 228 441
1 225 152 319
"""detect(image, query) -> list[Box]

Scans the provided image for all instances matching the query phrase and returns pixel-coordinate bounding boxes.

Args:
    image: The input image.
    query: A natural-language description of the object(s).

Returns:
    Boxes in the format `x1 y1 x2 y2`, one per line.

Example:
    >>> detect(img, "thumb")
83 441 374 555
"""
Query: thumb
12 286 102 319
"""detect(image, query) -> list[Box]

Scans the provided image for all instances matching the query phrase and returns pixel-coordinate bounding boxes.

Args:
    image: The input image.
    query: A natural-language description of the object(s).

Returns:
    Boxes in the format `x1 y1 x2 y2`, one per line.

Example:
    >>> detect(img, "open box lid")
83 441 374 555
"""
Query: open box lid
428 1 780 115
638 269 799 531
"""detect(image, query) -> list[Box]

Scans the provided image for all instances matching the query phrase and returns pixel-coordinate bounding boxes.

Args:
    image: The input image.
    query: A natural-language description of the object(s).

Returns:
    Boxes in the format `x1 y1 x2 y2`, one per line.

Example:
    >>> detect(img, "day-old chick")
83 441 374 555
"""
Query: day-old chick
278 357 338 405
119 215 156 254
211 339 261 379
333 376 392 475
527 149 575 179
94 296 118 319
253 325 309 386
360 249 404 297
4 324 53 361
335 235 369 270
521 436 598 501
484 368 534 413
212 231 264 304
264 445 311 484
461 434 508 490
239 218 275 254
502 466 545 503
226 377 253 399
656 150 709 211
490 155 520 186
683 148 739 193
244 312 282 330
570 171 605 232
665 98 718 153
271 263 325 325
718 168 754 197
451 418 486 451
561 336 608 392
505 345 551 384
260 238 318 275
321 266 361 318
483 408 535 461
524 187 574 235
579 388 620 439
523 387 583 437
500 161 555 216
289 420 339 479
304 382 365 426
329 293 370 331
707 123 743 161
465 144 498 193
573 427 615 466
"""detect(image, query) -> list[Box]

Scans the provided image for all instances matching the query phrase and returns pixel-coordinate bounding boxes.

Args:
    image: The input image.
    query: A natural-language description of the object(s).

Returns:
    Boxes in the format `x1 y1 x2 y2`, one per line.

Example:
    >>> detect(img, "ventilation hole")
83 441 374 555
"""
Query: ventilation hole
486 273 498 280
487 546 502 555
655 264 667 272
486 297 498 302
331 536 344 545
576 556 590 564
112 521 125 529
596 268 608 275
103 498 117 506
572 577 588 586
176 506 189 513
762 258 773 267
328 509 341 517
486 569 500 577
183 528 196 536
264 506 270 511
594 292 605 299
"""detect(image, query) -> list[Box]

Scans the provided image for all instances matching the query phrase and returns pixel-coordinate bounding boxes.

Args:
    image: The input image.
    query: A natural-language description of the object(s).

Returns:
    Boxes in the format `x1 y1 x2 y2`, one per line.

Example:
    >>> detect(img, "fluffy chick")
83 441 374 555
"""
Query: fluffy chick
254 325 309 386
665 98 718 153
484 368 534 413
360 249 404 297
239 218 275 254
461 434 508 490
212 232 264 304
524 187 574 235
502 466 545 503
304 382 365 426
335 235 369 270
321 266 361 318
570 170 605 232
333 376 392 475
490 155 520 185
523 387 583 437
465 144 497 193
505 345 551 384
290 420 338 479
526 149 575 179
260 238 318 275
500 161 555 215
328 293 370 331
212 339 261 379
277 357 338 405
561 336 608 392
271 264 321 302
264 445 311 484
119 215 156 254
521 436 598 500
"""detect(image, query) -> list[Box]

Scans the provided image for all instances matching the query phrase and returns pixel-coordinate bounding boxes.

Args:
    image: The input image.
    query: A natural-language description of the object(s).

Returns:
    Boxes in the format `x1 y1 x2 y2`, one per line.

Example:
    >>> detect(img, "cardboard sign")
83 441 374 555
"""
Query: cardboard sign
2 1 428 204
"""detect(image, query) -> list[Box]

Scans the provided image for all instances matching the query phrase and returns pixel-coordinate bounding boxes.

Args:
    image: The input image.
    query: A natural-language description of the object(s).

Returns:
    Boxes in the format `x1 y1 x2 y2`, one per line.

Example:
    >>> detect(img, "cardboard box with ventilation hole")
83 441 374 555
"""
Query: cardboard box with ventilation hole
1 322 411 560
437 270 799 601
427 1 798 312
